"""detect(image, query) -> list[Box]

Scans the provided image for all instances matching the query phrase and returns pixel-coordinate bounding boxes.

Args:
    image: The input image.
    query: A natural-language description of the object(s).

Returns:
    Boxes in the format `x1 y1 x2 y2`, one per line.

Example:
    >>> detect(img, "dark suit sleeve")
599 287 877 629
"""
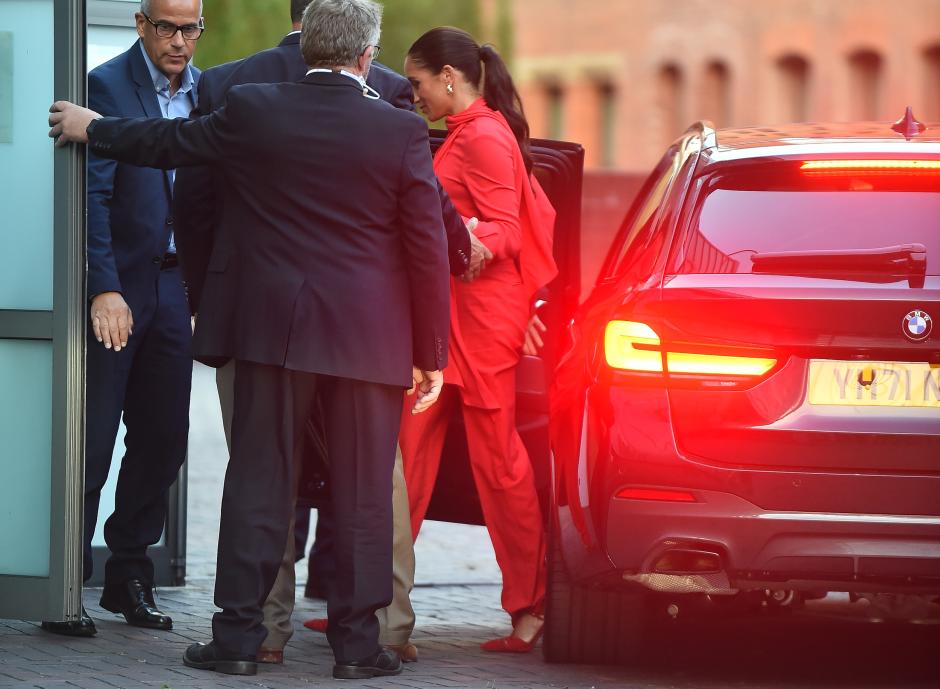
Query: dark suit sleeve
397 119 451 371
86 71 123 297
439 183 470 276
388 76 416 112
370 63 416 113
173 72 218 314
89 94 241 170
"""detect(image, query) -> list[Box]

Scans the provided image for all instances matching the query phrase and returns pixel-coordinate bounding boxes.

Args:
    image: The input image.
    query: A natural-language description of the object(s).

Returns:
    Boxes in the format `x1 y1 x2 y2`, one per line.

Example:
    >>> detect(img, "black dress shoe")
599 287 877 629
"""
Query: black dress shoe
333 648 402 679
41 607 97 637
183 641 257 676
99 578 172 630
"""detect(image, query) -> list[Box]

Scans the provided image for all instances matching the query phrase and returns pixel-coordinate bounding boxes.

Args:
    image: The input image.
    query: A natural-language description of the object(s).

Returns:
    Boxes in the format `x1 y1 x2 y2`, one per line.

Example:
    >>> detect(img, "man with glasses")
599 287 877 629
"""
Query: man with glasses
41 0 202 637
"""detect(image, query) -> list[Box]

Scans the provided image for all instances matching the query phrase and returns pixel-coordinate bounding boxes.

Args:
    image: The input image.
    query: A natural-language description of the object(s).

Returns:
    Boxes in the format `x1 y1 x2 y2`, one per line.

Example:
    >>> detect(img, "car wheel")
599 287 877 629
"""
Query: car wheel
543 526 645 664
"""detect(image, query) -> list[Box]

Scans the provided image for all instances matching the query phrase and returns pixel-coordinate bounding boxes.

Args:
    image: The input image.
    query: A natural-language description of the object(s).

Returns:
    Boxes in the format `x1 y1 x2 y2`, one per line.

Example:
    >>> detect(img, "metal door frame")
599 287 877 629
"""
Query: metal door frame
0 0 86 622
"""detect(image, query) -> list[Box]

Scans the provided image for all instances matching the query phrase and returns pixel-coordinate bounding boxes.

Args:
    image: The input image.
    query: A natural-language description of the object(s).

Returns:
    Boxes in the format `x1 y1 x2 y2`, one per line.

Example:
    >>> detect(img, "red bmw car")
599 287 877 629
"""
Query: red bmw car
545 109 940 663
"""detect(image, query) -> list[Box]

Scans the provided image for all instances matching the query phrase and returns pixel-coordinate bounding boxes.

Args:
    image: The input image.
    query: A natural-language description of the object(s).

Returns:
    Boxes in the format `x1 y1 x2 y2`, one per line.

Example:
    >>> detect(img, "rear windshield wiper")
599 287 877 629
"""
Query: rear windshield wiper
750 243 927 286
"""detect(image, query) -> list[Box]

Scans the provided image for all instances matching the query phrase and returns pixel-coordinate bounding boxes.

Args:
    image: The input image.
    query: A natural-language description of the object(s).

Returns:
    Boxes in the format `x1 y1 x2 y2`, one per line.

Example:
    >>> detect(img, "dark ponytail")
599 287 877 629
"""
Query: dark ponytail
478 44 532 174
408 27 533 173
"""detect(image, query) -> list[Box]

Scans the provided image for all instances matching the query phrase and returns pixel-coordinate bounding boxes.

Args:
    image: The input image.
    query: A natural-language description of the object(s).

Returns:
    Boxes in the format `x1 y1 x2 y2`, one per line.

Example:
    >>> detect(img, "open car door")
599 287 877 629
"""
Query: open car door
423 132 584 525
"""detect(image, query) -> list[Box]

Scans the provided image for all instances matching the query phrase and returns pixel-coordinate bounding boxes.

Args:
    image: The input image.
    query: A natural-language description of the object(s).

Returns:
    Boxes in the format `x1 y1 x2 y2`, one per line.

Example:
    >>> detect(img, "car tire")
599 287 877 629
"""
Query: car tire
543 526 645 664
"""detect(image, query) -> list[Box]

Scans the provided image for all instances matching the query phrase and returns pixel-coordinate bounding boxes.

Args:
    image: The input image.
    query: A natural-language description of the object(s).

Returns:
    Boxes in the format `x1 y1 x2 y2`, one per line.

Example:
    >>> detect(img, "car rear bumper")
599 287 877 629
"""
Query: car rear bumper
605 488 940 594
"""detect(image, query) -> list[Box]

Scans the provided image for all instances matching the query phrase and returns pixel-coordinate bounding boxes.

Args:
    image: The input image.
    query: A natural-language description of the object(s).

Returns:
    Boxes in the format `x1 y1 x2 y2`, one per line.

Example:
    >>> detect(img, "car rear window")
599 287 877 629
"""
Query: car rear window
673 164 940 275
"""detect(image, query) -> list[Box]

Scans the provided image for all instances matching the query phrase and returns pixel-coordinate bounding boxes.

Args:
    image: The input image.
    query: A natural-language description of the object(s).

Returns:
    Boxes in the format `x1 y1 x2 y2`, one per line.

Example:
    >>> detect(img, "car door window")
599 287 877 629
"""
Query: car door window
603 149 682 281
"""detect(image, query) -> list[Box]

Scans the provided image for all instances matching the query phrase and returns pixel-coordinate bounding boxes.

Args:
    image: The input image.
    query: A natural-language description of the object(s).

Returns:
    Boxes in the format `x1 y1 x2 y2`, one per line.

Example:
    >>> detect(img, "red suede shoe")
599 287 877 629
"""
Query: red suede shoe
480 627 544 653
480 614 544 653
303 618 328 633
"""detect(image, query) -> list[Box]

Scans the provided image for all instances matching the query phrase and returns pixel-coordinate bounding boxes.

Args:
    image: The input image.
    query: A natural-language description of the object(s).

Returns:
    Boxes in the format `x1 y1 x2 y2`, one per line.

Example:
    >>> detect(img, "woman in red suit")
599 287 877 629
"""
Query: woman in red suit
400 27 557 653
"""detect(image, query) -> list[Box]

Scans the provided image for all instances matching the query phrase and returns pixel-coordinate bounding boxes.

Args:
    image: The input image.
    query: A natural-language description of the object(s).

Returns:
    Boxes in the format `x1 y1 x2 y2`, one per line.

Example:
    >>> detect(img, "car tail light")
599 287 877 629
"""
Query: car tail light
800 159 940 174
604 320 777 387
615 487 697 502
604 321 662 371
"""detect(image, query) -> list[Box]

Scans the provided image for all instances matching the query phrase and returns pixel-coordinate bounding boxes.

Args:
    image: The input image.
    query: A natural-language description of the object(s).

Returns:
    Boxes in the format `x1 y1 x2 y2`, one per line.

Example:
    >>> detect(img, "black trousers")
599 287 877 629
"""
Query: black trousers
307 507 336 594
83 267 192 585
212 360 401 661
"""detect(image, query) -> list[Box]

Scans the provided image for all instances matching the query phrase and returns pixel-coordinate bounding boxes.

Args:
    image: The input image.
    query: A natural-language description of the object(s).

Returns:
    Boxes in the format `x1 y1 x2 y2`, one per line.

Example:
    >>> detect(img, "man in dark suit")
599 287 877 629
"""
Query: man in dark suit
50 0 450 678
173 0 480 665
174 0 425 320
41 0 202 638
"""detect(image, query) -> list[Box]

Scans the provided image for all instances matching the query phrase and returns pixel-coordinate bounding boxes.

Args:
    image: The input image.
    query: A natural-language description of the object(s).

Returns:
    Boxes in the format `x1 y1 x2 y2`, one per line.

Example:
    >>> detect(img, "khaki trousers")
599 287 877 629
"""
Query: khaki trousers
216 361 416 649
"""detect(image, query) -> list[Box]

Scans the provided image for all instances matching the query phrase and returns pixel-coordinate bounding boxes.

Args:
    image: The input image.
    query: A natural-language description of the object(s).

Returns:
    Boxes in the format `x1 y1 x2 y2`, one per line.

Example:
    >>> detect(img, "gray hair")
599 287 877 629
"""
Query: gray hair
140 0 204 17
300 0 382 69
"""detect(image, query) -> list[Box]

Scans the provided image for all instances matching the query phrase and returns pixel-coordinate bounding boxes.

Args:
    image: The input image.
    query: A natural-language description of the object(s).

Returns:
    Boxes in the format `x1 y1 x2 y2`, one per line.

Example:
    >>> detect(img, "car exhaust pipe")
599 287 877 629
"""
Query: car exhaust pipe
622 542 737 595
652 547 723 575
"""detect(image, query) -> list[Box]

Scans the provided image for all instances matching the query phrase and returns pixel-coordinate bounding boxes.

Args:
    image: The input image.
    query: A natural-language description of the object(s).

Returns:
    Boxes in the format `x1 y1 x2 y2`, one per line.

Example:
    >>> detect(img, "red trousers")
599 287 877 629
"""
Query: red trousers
399 370 546 618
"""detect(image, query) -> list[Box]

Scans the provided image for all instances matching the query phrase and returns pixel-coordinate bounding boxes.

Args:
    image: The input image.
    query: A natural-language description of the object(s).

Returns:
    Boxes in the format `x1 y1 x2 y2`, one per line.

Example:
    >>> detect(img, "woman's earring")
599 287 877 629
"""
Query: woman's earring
446 83 454 95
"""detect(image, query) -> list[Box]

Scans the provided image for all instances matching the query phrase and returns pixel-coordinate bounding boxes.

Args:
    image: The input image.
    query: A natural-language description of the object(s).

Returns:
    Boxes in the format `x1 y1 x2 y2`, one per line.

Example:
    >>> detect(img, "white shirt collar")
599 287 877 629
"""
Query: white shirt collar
306 68 366 87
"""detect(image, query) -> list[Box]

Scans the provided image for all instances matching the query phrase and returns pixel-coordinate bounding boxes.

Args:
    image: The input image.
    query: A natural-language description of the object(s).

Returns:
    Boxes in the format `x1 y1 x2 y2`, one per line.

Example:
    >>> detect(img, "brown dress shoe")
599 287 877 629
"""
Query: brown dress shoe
257 648 284 664
385 642 418 663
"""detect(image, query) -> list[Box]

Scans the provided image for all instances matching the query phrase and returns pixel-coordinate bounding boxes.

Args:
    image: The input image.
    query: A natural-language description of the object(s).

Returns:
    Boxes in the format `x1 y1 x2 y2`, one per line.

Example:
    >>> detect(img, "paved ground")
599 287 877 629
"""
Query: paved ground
3 583 939 689
2 366 939 688
0 580 556 689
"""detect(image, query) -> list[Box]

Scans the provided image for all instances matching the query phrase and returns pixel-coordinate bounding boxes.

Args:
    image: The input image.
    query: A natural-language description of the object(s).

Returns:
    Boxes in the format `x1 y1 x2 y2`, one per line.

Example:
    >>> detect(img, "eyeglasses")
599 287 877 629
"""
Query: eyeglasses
142 13 205 41
364 44 381 60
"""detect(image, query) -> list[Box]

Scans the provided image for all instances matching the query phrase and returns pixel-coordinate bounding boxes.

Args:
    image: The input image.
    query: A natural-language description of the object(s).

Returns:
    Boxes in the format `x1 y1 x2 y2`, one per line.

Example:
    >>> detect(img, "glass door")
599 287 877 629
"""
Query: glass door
0 0 86 622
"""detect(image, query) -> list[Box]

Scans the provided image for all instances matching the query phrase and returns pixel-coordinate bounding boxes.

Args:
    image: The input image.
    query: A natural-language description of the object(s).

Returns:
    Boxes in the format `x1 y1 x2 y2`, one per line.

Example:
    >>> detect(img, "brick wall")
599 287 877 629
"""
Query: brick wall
509 0 940 172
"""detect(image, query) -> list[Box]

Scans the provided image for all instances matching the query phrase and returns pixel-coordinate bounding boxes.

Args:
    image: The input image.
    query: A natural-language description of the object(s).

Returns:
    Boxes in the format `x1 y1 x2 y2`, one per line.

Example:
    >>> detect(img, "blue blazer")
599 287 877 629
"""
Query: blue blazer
86 41 200 305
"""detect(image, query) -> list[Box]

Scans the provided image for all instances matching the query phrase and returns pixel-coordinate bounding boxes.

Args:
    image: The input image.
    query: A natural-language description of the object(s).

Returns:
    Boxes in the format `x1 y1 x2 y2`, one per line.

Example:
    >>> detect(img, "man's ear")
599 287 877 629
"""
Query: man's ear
134 12 147 39
357 49 371 75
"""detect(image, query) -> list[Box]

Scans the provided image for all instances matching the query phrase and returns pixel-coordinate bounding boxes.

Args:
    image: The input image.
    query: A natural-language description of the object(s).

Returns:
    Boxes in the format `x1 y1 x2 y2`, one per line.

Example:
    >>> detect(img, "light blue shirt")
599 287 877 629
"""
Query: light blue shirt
139 41 195 253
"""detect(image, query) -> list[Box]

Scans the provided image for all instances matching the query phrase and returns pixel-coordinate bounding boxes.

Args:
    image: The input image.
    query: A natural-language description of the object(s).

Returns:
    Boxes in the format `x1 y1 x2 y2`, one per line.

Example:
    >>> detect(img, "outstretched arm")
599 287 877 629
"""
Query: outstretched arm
49 97 237 169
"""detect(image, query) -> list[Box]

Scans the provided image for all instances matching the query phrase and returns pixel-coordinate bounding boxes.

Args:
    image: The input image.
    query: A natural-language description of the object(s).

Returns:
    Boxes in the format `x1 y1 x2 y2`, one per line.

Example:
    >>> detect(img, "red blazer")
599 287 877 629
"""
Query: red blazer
434 98 557 408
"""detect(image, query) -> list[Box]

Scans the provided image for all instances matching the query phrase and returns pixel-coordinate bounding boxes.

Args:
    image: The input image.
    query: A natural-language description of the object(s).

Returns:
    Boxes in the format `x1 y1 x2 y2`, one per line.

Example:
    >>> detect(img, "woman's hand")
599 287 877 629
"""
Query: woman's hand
522 314 547 356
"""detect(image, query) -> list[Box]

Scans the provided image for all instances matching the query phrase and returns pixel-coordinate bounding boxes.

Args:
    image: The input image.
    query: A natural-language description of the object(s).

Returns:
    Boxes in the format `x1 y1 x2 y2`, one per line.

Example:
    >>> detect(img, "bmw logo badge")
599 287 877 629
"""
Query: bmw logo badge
902 310 932 342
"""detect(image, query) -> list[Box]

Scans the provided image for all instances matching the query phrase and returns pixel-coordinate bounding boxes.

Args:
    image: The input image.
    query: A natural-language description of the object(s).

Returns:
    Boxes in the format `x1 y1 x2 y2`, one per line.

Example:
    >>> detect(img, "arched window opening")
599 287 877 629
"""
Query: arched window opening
848 49 883 120
656 63 684 148
776 54 810 123
924 45 940 121
545 83 565 140
597 82 616 168
702 60 731 127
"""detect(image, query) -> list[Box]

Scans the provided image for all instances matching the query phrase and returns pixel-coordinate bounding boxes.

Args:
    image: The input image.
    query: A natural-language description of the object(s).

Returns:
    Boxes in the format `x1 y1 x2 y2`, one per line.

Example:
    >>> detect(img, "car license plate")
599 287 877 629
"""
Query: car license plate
808 360 940 408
